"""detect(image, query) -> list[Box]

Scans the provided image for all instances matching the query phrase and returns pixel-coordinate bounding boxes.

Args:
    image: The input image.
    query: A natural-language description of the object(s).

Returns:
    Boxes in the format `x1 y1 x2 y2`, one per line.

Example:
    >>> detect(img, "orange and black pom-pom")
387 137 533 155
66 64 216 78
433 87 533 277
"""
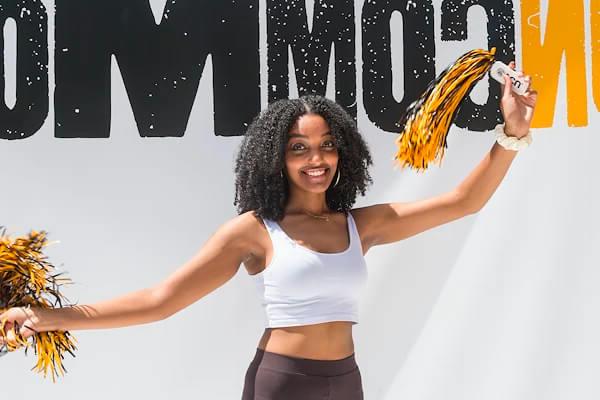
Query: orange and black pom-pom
0 226 77 382
395 48 497 172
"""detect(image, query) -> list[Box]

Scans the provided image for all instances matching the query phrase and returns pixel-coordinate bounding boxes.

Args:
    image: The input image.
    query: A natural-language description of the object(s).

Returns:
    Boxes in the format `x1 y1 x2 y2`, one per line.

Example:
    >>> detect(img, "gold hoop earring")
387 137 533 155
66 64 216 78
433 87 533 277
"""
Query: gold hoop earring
333 170 340 187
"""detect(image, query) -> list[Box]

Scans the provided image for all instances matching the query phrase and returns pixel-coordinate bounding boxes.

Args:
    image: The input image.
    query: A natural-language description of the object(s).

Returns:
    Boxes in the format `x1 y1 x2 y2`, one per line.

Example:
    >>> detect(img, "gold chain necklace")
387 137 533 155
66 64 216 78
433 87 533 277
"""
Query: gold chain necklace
303 210 330 221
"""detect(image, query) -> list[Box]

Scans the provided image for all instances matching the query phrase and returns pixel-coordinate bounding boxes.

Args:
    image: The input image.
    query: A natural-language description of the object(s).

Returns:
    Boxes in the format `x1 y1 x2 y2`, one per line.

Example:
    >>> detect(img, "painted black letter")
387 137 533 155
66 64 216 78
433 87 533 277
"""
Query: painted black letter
55 0 259 138
0 0 48 140
441 0 515 131
267 0 356 119
361 0 435 132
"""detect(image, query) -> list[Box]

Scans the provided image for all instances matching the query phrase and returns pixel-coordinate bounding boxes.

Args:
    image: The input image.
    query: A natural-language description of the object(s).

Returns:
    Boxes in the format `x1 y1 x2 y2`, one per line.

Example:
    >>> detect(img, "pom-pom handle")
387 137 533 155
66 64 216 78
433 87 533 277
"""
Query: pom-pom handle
489 61 529 95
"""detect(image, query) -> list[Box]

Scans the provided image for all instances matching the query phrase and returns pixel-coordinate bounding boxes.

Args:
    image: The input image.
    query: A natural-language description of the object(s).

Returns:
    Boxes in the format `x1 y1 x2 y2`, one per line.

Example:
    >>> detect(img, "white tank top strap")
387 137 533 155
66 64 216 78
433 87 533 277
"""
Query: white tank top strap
258 215 288 246
349 211 365 253
346 211 359 245
260 216 275 232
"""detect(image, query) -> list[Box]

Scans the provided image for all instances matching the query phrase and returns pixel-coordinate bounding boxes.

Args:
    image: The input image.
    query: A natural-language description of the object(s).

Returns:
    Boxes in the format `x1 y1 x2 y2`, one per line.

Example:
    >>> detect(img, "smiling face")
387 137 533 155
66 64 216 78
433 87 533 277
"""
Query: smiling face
284 113 339 194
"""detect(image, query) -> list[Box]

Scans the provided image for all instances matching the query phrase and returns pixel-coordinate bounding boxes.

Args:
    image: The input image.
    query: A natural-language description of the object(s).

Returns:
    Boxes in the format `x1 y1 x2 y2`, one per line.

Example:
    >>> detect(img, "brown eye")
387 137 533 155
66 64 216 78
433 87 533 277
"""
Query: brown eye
323 140 336 149
291 143 306 151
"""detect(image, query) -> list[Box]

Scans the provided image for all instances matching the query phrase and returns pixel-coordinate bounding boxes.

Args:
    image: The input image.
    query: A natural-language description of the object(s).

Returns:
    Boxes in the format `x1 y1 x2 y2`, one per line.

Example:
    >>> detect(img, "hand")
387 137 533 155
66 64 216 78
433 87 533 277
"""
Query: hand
499 61 538 138
0 306 41 349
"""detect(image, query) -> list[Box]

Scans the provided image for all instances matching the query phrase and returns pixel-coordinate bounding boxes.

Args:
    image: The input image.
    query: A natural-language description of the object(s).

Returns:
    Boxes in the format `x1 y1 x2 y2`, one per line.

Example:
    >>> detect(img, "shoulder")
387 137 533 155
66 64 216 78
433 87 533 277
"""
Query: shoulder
218 210 265 241
218 210 269 257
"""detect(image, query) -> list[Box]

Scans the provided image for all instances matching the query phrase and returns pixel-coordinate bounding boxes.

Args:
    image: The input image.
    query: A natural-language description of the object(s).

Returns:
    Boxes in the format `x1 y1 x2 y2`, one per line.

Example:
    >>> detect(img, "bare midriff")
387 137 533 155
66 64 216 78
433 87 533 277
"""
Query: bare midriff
257 320 355 360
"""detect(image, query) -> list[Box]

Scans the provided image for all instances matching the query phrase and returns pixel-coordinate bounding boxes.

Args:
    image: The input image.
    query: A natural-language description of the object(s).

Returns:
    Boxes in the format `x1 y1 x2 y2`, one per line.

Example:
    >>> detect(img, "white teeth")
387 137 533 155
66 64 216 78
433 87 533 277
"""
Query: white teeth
305 168 326 176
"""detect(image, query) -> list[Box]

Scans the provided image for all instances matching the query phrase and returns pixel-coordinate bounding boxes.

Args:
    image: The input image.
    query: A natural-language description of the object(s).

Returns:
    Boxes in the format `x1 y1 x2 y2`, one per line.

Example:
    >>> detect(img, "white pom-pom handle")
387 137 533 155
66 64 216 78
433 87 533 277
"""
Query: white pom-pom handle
489 61 529 96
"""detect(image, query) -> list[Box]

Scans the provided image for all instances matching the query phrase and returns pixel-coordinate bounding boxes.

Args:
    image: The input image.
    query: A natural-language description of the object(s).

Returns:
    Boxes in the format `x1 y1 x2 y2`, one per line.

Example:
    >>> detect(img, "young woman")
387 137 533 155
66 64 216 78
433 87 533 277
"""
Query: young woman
0 62 536 399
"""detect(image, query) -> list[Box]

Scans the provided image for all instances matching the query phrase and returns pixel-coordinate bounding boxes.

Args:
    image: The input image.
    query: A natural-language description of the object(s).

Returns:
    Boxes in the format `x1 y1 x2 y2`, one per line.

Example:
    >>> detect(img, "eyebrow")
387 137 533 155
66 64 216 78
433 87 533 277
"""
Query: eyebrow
288 131 332 138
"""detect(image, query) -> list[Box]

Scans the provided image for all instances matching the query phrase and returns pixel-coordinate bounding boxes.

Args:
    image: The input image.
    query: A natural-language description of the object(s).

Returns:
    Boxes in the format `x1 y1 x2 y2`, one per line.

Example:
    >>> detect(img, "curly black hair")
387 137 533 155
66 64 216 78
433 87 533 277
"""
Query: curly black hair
234 95 373 221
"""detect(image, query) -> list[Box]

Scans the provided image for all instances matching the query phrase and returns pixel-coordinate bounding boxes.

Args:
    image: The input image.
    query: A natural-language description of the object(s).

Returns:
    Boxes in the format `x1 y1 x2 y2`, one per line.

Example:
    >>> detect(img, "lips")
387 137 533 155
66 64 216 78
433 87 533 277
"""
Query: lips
303 168 327 176
301 167 329 182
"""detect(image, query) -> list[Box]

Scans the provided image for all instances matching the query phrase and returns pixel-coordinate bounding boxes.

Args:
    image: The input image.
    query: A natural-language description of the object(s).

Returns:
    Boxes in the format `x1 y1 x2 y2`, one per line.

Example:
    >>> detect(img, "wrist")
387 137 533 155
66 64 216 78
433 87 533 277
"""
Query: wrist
504 124 529 139
33 306 66 332
494 123 532 151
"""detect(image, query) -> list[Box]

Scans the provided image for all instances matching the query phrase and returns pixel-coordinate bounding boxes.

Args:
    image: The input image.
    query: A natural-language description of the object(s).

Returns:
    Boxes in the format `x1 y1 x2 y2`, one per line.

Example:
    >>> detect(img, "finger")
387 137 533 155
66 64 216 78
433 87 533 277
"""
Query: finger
525 89 538 106
508 61 516 70
6 328 18 347
20 324 37 338
10 326 28 347
0 321 12 339
502 74 513 98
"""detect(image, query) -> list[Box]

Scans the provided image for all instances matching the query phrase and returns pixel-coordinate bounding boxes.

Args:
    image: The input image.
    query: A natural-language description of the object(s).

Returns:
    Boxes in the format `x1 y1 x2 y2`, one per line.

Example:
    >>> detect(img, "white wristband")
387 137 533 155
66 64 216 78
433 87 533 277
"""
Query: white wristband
494 123 532 151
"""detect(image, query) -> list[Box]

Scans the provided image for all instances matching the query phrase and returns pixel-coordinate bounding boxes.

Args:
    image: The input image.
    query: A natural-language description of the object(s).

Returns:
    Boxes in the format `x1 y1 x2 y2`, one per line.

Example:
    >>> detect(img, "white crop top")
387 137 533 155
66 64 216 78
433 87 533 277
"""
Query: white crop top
250 212 368 328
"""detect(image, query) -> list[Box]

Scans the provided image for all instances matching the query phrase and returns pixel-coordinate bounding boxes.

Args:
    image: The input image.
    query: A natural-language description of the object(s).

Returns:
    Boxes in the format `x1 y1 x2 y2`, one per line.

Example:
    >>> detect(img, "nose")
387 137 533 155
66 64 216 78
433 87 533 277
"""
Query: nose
307 147 326 162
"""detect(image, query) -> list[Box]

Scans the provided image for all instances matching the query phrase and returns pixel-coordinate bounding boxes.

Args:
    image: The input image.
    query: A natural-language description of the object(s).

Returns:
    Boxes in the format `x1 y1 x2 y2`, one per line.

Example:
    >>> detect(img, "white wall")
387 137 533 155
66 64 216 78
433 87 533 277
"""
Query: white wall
2 1 598 399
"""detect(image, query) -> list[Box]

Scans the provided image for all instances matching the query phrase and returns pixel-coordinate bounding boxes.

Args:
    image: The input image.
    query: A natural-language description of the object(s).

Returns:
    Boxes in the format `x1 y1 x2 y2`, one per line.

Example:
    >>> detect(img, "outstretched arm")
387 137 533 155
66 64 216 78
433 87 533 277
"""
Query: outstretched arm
355 61 537 250
0 213 253 343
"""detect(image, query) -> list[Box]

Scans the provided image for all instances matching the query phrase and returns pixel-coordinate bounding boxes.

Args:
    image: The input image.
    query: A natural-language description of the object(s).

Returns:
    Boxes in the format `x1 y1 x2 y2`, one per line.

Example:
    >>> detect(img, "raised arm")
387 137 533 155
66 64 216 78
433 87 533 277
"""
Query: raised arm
354 141 523 249
355 61 537 250
0 213 253 344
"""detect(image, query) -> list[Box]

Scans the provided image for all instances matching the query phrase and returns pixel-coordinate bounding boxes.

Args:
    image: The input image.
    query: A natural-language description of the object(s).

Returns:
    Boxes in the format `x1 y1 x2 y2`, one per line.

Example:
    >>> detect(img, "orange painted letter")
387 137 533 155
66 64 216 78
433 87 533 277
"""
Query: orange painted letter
521 0 587 127
592 0 600 112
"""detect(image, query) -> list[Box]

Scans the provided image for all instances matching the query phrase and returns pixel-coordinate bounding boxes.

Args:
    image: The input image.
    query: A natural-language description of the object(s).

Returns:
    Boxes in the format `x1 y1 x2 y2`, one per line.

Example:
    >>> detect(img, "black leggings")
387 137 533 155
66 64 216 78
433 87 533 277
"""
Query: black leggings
241 348 364 400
